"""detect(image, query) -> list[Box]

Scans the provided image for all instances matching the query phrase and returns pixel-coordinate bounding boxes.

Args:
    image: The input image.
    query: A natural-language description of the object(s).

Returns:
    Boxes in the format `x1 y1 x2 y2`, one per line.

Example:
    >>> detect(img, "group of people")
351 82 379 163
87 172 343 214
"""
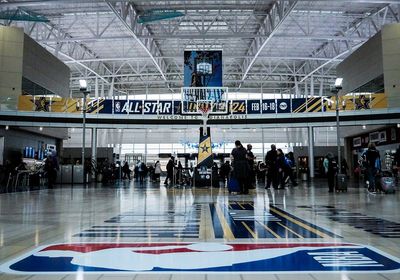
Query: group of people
323 142 398 194
122 160 164 183
230 141 298 194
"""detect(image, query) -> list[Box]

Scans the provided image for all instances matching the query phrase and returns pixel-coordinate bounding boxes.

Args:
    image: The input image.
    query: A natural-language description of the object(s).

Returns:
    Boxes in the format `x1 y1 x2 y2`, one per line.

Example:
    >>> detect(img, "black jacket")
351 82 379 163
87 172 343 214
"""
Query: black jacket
231 146 250 179
265 149 278 170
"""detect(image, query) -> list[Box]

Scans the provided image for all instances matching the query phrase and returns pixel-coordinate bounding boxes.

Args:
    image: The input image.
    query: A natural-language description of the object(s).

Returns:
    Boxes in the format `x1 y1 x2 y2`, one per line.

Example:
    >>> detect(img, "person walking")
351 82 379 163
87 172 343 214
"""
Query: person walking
231 140 250 194
122 162 131 180
364 142 381 193
283 152 298 187
164 157 175 186
265 144 279 189
154 161 161 182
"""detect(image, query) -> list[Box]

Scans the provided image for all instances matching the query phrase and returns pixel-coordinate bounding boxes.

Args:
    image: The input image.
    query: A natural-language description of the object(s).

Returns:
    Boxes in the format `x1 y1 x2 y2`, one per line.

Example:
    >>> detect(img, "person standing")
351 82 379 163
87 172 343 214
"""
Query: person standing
122 162 131 180
154 161 161 182
164 157 175 186
324 153 337 193
276 149 286 189
219 161 231 186
177 161 183 185
364 142 381 193
265 144 279 189
231 140 250 194
45 151 59 189
341 158 349 176
139 161 147 183
246 144 256 189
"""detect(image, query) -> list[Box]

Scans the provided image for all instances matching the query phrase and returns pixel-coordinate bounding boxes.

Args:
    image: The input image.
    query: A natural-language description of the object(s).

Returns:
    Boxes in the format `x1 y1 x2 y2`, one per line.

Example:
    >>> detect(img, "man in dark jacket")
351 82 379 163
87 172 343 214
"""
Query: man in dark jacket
265 144 279 189
164 157 175 186
364 142 380 193
231 140 250 194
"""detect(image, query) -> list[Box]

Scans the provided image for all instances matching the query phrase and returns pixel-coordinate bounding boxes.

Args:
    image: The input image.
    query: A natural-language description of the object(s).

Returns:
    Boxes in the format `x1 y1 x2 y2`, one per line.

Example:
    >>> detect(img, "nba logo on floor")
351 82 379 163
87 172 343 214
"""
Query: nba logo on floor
2 243 400 274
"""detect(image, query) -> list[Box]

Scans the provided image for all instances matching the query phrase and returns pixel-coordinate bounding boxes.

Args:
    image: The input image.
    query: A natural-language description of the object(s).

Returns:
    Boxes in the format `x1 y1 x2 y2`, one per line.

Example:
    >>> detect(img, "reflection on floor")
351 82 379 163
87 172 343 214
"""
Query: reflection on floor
0 179 399 279
297 205 400 238
210 202 340 239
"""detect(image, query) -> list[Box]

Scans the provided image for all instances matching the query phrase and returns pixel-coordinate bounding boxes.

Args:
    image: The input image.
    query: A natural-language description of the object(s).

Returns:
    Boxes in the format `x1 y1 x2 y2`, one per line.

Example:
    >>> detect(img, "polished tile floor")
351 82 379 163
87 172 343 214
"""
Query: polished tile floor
0 179 399 279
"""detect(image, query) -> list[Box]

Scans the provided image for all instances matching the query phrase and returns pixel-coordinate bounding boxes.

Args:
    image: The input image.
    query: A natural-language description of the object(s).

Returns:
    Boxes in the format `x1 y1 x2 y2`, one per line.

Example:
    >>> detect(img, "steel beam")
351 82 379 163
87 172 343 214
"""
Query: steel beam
239 0 299 88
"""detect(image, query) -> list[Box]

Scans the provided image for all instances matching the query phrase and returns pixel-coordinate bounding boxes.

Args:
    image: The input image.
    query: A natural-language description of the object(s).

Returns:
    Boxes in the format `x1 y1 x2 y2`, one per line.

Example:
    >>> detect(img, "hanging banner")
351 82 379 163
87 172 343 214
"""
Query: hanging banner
17 93 388 116
261 99 277 114
230 100 246 114
277 99 291 114
184 50 223 87
247 100 261 114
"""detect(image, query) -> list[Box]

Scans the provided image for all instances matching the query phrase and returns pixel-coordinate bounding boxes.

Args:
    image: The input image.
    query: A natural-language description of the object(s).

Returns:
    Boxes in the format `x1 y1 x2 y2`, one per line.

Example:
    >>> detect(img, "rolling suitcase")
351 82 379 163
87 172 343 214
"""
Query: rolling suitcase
376 171 396 194
336 174 347 192
228 177 240 194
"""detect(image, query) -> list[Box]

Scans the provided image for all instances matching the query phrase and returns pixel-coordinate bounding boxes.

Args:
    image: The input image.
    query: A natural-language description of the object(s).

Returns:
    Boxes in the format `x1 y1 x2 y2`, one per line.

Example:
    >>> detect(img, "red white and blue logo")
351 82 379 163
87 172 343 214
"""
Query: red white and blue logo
2 243 400 274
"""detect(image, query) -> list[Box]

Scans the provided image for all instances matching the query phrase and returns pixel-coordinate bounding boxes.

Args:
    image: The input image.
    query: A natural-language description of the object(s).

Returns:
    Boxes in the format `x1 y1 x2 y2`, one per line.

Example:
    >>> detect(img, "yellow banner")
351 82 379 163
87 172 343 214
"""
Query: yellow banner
198 137 212 165
324 93 387 112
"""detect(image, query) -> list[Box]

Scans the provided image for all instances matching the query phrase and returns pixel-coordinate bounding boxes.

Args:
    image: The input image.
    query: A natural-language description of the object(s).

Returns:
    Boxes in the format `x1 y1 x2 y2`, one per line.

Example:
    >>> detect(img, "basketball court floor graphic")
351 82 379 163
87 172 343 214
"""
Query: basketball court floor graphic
0 184 399 278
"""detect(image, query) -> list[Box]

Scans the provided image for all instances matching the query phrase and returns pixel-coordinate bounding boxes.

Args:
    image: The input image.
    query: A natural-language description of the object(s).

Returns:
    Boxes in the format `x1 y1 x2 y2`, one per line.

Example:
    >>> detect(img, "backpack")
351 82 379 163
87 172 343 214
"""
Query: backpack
328 158 338 173
284 157 292 168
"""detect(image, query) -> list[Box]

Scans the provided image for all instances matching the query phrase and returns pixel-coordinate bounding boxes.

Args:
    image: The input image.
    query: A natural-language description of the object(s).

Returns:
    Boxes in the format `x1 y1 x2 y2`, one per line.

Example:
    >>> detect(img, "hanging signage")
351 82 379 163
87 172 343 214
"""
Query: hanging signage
17 93 388 116
247 100 261 114
277 99 291 114
261 99 276 114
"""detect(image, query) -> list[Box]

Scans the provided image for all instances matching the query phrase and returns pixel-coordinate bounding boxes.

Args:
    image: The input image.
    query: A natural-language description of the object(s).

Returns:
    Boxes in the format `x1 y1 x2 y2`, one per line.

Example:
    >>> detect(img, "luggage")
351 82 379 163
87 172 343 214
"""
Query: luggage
228 177 240 193
376 171 396 194
336 173 347 192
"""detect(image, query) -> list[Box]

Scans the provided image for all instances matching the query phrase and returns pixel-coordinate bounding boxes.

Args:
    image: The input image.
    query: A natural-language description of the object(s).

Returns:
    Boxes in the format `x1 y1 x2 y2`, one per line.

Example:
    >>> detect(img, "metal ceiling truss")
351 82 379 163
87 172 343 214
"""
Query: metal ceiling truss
1 1 399 96
297 3 400 84
239 0 299 88
7 19 125 91
106 1 169 86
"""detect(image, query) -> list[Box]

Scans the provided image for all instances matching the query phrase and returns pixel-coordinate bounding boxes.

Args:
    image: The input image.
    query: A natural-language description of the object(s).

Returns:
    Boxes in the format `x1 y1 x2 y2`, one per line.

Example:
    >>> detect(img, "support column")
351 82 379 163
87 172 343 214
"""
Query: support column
95 77 99 98
308 126 315 178
91 128 97 181
310 76 314 97
262 128 265 161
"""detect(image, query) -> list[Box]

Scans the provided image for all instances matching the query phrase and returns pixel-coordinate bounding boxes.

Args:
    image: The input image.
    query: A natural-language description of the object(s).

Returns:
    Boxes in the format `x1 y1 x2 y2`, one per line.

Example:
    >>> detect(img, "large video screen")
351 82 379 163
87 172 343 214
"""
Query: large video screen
184 51 223 87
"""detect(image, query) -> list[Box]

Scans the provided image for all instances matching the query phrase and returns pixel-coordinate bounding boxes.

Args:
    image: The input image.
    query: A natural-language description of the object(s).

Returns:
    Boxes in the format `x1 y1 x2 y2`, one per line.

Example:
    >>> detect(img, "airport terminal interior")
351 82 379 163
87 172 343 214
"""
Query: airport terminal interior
1 0 400 279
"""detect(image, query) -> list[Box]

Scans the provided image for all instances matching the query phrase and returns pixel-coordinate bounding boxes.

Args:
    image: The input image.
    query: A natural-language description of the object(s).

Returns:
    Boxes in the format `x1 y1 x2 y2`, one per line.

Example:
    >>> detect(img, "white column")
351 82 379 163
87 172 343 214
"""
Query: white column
308 126 314 178
319 79 324 97
262 128 265 161
310 76 314 97
95 77 99 98
91 128 97 180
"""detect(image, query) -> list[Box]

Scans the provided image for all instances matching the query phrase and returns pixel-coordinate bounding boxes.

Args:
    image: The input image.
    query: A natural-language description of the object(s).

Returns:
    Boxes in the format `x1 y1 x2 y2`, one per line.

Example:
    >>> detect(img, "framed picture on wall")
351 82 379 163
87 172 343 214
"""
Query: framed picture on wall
353 137 361 147
369 132 380 143
379 131 387 143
